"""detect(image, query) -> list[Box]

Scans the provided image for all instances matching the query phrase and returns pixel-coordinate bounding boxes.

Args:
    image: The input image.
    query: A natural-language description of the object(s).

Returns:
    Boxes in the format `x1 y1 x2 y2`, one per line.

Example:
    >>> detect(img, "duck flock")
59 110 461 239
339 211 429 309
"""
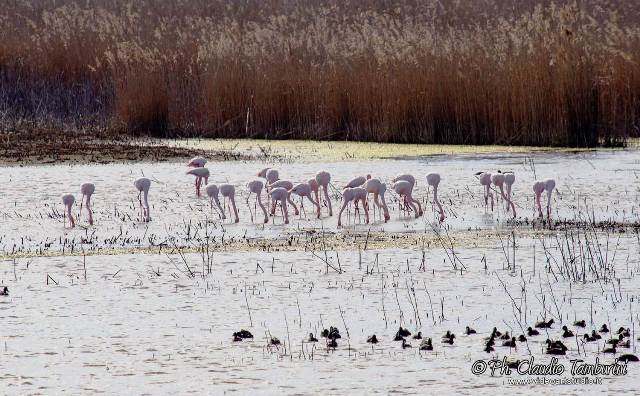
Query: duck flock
58 156 558 228
228 321 639 363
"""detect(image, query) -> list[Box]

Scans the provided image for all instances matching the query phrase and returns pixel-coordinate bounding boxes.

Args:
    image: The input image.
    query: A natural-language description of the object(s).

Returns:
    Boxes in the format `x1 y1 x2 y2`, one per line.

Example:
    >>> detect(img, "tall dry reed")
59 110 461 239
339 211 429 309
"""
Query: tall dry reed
1 0 639 146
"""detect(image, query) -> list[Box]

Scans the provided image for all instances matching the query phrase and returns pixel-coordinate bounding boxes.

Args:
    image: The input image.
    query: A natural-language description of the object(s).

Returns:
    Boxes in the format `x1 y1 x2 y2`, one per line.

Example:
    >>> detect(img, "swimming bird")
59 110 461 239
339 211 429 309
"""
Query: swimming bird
617 354 639 363
426 173 445 222
518 335 527 342
491 327 502 338
134 177 151 222
315 171 333 216
420 338 433 351
574 320 586 328
562 326 574 338
527 327 540 336
337 187 369 227
591 330 602 340
535 318 554 328
247 180 268 223
413 332 423 340
617 327 630 337
545 339 568 352
80 183 95 225
465 326 477 335
599 324 610 333
401 339 412 349
269 187 290 224
219 184 239 223
0 286 8 296
328 327 341 340
476 172 494 211
290 183 321 219
233 333 242 342
584 333 597 342
502 337 517 347
308 333 318 342
484 344 495 353
397 326 412 338
364 178 391 222
603 345 617 354
500 331 511 340
61 193 76 228
270 337 281 346
235 329 253 339
186 167 210 196
327 338 338 348
367 335 379 344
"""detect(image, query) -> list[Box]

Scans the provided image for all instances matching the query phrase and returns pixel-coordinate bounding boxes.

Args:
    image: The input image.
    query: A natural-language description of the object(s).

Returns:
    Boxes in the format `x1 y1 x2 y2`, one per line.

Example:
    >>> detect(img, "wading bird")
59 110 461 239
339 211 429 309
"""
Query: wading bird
205 184 225 219
533 179 556 219
476 172 494 211
187 156 207 168
246 180 268 223
220 184 239 223
364 178 390 222
392 180 421 218
504 172 515 212
337 187 369 227
269 187 290 224
61 194 76 228
315 171 333 216
134 177 151 222
426 173 445 222
187 167 210 196
290 183 321 219
491 172 516 218
268 180 299 215
80 182 95 225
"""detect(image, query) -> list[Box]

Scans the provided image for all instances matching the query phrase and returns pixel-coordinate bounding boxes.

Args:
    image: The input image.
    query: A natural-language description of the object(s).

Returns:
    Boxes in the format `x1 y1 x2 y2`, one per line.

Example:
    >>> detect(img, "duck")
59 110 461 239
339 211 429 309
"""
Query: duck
321 329 329 338
327 338 338 348
484 344 495 353
617 354 639 363
599 324 610 333
233 333 242 342
397 326 411 337
486 337 495 347
401 339 412 349
618 339 630 348
583 333 597 342
617 327 630 337
606 334 624 345
465 326 477 335
491 327 502 337
270 337 281 345
394 333 405 341
527 327 540 336
603 345 616 354
308 333 318 342
442 331 455 340
442 336 455 345
419 338 433 351
535 319 554 328
0 286 7 296
591 330 602 340
412 331 423 340
367 335 379 344
502 337 517 347
328 326 341 339
518 335 527 342
546 339 568 352
546 347 566 355
500 331 511 340
562 326 574 338
573 320 586 328
235 329 253 339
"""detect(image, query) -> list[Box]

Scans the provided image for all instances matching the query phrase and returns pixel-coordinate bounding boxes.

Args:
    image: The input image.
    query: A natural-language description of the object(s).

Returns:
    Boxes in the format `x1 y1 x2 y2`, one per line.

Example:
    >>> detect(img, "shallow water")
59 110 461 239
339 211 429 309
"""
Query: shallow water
1 147 639 394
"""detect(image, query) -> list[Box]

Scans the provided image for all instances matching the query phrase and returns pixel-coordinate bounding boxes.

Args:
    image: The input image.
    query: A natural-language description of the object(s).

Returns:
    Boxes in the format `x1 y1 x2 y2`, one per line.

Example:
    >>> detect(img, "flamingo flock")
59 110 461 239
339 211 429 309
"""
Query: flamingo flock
59 156 557 228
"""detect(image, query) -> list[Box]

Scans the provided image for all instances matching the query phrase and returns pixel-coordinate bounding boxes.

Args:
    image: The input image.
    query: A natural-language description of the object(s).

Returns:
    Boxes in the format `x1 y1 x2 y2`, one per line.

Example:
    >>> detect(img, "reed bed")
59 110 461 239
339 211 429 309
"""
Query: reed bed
1 0 639 146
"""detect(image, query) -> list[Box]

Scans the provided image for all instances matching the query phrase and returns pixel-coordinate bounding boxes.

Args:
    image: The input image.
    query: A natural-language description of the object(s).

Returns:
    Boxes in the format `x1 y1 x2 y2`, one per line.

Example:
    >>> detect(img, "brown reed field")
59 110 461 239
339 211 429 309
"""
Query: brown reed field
1 0 639 147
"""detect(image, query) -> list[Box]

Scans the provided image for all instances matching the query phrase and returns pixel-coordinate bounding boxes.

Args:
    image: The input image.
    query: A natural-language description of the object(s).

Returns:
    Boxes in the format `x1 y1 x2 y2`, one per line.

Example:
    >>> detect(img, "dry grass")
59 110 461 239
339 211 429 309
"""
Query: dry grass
1 0 639 147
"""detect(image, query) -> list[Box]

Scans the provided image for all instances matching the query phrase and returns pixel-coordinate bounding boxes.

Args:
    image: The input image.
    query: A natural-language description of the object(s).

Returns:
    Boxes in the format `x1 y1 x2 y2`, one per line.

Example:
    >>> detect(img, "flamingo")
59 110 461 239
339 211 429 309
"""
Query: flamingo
491 172 516 218
308 178 321 207
315 171 333 216
187 167 210 196
337 187 369 227
61 194 75 228
187 156 207 168
392 180 422 218
268 180 299 215
290 183 321 219
205 184 225 219
269 187 290 224
134 177 151 222
476 172 494 211
533 179 556 219
364 178 390 222
392 174 422 216
220 184 239 223
344 175 371 189
426 173 445 222
258 168 280 185
247 180 268 223
79 182 95 225
504 172 516 212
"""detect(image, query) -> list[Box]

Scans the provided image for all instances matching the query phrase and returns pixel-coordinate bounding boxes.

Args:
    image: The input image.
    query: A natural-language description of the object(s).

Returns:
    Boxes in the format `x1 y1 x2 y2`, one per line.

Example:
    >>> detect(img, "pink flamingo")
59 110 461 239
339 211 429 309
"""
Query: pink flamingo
364 178 390 222
315 171 333 216
61 194 76 228
392 174 422 216
338 187 369 227
247 180 269 223
220 184 239 223
344 175 371 189
308 178 320 207
134 177 151 222
533 179 556 219
426 173 445 222
290 183 321 219
392 179 422 218
268 180 299 215
79 183 95 225
504 172 516 212
187 156 207 168
258 168 280 185
205 184 225 219
269 187 290 224
491 172 516 218
187 167 210 196
476 172 494 211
